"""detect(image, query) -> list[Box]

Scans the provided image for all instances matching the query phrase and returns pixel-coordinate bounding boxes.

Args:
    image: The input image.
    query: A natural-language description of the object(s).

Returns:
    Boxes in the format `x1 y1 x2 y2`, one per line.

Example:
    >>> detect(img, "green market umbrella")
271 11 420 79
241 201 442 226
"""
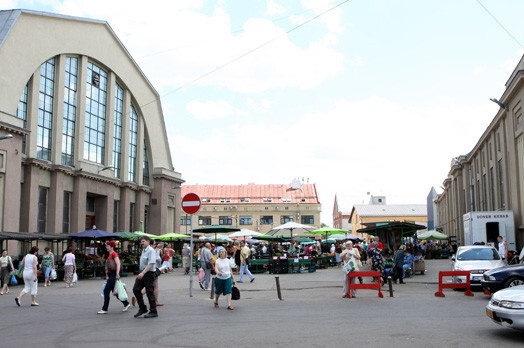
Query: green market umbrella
114 231 141 239
157 232 190 241
417 230 449 240
296 237 315 244
134 231 162 239
307 227 350 241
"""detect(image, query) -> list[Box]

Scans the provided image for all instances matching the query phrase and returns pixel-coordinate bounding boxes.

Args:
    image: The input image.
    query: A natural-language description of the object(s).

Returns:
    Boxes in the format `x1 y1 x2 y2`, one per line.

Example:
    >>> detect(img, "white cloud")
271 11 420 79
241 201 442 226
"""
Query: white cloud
266 0 285 16
473 66 486 74
0 0 17 9
246 98 274 113
40 0 345 94
171 96 495 224
499 49 524 73
186 99 232 120
350 56 364 67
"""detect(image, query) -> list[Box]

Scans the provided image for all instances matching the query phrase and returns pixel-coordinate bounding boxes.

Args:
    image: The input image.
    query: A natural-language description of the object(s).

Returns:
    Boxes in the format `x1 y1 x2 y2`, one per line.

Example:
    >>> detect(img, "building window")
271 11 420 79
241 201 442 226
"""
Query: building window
62 192 71 233
239 216 252 225
219 216 232 225
128 105 138 182
240 198 250 202
62 57 78 166
301 215 314 224
86 196 95 213
143 141 150 186
17 83 28 154
220 198 231 203
263 198 273 202
129 203 135 232
37 187 48 233
113 83 123 177
113 201 119 232
469 165 475 212
37 58 55 160
84 62 107 164
498 159 505 209
144 206 149 233
281 215 293 224
476 179 481 211
181 216 191 226
482 174 487 210
198 216 211 225
490 167 496 209
281 197 291 202
260 216 273 225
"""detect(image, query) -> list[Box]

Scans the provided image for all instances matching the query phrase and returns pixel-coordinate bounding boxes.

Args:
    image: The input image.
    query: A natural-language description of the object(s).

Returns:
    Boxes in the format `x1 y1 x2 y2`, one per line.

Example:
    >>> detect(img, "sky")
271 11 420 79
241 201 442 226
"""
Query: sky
3 0 524 226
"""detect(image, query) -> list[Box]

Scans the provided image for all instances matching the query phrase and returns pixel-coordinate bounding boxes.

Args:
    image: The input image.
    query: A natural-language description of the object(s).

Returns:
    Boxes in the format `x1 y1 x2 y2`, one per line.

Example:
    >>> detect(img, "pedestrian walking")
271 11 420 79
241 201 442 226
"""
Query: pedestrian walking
341 241 360 298
62 247 76 288
233 241 241 275
238 240 255 283
40 247 55 287
182 244 190 275
199 243 213 290
1 250 15 295
98 241 131 314
213 248 235 310
132 236 158 318
132 240 164 308
15 246 39 307
392 245 406 284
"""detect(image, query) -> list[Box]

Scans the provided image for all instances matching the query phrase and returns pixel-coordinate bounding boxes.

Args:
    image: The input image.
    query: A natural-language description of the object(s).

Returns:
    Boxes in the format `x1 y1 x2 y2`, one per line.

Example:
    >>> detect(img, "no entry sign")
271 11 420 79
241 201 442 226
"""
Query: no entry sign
181 193 201 215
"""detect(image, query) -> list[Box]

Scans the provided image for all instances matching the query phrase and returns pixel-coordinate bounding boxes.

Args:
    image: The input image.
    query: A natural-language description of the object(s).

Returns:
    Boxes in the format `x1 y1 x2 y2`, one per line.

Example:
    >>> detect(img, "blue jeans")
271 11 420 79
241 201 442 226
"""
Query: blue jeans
103 272 130 311
44 267 52 279
239 262 254 282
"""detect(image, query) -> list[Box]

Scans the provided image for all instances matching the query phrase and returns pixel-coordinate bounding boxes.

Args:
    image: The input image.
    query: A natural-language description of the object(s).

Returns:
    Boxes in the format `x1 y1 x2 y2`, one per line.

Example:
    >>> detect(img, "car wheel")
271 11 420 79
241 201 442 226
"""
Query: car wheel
504 276 524 288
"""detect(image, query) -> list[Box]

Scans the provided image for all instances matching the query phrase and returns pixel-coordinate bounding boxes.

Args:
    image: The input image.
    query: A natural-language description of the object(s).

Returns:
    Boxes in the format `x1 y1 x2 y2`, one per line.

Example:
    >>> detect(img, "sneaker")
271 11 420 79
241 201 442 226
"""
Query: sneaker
250 278 255 283
199 282 204 290
97 310 108 314
122 304 131 312
144 312 158 318
134 309 147 318
132 297 136 306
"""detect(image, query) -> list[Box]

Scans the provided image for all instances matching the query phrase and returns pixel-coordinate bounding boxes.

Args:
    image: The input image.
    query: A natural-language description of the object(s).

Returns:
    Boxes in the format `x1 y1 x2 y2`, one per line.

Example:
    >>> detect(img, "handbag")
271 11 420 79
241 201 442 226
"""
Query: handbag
10 274 18 285
15 262 24 278
116 280 128 302
231 285 240 300
7 257 13 272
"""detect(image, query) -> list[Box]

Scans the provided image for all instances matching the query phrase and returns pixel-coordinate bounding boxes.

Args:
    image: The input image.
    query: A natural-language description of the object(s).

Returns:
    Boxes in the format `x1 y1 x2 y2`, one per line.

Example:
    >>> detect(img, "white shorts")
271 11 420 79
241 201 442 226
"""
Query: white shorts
23 270 38 295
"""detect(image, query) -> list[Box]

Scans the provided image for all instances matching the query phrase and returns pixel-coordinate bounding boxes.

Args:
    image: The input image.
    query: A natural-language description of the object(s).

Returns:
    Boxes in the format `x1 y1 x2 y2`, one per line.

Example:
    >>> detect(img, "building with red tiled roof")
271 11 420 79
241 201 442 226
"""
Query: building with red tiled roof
180 182 321 234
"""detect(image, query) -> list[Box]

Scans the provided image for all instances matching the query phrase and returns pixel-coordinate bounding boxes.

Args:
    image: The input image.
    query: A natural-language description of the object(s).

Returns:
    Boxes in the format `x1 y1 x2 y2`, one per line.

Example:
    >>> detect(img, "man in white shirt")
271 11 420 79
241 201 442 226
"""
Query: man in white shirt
132 236 157 318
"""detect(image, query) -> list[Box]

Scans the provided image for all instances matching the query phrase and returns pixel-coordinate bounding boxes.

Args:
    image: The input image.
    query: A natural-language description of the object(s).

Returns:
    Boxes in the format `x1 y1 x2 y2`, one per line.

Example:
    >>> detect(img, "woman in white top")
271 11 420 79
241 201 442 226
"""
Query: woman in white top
62 247 76 288
213 248 235 310
15 246 39 307
1 250 15 295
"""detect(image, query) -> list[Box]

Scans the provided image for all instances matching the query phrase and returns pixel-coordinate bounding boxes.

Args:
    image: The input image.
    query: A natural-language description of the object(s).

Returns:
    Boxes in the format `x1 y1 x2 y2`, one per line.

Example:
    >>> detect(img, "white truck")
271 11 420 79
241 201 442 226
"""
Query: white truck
463 211 516 250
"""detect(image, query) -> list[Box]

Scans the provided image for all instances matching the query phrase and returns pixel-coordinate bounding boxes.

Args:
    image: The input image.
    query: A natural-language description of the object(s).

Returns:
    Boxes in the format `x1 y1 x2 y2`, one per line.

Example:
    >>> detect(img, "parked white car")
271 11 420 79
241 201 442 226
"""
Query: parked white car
452 246 506 286
486 284 524 330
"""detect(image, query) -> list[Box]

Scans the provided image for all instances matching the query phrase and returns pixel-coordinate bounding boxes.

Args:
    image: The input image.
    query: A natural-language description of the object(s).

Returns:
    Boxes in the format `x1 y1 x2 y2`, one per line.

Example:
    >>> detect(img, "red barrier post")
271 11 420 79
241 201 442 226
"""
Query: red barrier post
434 271 474 297
346 271 384 298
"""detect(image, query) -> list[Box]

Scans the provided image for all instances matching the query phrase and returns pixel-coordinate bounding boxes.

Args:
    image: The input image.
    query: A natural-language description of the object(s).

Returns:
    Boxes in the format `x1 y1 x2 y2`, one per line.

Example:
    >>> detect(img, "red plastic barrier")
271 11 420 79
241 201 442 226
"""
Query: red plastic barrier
434 271 474 297
346 271 384 298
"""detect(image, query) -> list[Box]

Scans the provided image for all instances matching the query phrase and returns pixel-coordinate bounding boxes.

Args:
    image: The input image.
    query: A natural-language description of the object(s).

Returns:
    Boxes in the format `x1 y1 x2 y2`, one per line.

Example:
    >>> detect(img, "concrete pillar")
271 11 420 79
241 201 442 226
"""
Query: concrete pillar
20 164 39 232
71 175 87 233
119 186 131 232
48 170 64 233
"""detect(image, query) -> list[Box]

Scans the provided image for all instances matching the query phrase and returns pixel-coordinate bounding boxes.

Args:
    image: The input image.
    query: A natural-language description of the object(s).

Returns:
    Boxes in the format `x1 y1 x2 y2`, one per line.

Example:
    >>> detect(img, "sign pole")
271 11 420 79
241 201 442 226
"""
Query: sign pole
189 215 194 297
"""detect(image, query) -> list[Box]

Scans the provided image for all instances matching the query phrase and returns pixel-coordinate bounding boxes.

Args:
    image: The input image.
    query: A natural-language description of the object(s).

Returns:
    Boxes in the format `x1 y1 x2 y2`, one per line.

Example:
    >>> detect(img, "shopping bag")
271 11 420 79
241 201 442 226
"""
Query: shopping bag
198 268 205 281
50 269 57 280
343 256 356 275
231 285 240 300
116 280 128 302
10 274 18 285
15 263 24 278
72 272 78 283
229 258 237 269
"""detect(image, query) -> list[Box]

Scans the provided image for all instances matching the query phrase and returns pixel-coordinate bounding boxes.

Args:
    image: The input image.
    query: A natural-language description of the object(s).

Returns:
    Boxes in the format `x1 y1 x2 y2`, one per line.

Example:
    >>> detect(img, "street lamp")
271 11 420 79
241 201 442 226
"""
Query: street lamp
0 134 13 140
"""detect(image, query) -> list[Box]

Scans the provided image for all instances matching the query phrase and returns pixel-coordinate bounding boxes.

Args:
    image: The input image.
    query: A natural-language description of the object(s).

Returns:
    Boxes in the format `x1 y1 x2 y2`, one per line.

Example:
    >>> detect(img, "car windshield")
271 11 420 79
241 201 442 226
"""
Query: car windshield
457 248 501 261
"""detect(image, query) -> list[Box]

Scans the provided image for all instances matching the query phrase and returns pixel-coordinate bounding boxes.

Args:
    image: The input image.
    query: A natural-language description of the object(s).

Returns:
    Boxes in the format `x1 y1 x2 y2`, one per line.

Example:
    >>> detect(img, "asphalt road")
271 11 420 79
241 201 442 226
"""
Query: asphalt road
0 259 522 347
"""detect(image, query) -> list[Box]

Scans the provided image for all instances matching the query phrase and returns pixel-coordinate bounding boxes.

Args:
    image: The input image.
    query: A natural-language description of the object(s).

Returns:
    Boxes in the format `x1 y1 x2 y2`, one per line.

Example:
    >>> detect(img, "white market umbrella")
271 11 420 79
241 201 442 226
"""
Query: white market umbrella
267 221 315 240
229 229 262 239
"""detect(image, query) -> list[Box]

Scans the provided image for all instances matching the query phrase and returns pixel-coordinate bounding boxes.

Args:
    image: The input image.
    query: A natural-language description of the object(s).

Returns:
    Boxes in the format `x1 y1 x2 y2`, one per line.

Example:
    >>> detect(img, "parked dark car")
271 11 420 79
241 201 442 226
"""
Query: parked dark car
481 264 524 293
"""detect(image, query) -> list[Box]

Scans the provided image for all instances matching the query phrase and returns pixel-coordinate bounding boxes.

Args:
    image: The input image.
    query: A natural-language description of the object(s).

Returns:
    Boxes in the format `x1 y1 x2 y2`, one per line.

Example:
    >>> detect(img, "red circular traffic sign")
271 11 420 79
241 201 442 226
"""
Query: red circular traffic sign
181 193 201 215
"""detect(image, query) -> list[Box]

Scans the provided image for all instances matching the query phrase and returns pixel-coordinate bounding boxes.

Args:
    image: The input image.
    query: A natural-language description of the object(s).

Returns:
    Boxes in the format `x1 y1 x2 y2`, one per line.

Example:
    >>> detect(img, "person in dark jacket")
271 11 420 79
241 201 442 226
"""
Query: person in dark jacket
392 245 406 284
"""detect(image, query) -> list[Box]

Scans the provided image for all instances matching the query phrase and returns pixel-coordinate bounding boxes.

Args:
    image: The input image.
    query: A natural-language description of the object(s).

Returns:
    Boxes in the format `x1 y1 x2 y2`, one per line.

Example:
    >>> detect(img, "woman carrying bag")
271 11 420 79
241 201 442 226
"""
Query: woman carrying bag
340 241 361 298
213 248 235 310
98 241 131 314
0 250 15 295
15 246 39 307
